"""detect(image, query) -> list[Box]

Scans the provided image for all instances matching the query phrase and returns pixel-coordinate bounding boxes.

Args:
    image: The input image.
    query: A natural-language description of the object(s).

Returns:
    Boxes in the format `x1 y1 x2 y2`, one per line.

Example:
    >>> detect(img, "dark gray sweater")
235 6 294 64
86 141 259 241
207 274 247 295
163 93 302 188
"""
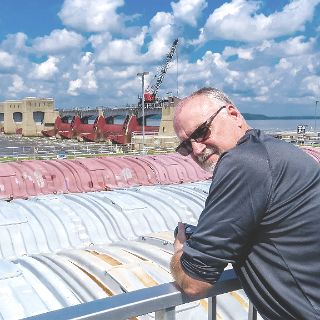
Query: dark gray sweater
181 129 320 320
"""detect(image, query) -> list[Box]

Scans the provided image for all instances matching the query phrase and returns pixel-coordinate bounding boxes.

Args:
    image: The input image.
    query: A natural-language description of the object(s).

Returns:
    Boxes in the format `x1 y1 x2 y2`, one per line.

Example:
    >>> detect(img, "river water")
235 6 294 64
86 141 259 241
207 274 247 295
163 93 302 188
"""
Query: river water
147 118 318 133
247 119 318 132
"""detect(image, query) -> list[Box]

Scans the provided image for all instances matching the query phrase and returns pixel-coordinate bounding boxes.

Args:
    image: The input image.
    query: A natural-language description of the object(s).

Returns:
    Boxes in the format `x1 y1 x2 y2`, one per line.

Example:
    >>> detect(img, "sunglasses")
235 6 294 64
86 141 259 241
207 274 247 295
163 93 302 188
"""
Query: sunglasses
175 106 226 156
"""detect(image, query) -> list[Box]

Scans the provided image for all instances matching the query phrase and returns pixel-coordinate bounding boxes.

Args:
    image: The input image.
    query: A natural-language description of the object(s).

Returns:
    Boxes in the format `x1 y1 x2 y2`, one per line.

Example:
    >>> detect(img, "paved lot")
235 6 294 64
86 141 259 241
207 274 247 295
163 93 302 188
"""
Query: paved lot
0 134 122 160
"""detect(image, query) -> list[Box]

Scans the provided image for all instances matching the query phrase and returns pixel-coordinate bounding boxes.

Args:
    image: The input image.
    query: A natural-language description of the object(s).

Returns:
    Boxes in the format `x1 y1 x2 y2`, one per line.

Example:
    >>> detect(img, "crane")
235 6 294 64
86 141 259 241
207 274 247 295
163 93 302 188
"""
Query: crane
144 38 179 103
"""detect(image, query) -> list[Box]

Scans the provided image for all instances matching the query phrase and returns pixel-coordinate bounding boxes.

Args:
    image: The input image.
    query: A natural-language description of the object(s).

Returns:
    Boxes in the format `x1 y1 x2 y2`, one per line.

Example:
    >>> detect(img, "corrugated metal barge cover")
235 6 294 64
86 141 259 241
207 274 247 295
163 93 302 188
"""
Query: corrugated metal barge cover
0 182 210 259
0 232 249 320
0 153 212 200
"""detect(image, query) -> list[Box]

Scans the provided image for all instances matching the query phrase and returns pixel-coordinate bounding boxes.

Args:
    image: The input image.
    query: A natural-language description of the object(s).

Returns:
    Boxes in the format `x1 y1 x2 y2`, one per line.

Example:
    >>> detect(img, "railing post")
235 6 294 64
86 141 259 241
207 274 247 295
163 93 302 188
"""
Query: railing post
155 307 176 320
208 297 217 320
248 301 257 320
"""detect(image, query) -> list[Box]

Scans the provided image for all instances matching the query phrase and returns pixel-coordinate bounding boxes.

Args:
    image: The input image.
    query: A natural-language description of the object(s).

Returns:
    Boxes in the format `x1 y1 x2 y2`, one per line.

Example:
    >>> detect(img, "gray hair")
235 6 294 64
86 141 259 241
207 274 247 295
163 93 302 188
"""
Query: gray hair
190 87 235 106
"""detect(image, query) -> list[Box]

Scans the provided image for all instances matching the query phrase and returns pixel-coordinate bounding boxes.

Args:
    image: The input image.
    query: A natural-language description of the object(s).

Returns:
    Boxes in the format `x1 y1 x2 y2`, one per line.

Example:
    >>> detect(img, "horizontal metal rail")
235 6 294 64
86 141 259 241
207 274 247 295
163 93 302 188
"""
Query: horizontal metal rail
23 269 257 320
131 130 159 136
0 142 181 162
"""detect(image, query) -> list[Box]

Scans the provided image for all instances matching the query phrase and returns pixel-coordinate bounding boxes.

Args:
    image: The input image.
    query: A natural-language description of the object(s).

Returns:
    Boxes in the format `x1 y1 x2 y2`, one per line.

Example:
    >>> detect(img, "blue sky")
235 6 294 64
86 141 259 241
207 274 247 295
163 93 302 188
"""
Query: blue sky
0 0 319 115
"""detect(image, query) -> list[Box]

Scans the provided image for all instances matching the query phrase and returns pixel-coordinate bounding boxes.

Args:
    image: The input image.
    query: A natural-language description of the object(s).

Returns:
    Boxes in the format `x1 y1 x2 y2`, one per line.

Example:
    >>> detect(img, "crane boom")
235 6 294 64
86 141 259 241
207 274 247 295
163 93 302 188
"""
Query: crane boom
144 39 178 102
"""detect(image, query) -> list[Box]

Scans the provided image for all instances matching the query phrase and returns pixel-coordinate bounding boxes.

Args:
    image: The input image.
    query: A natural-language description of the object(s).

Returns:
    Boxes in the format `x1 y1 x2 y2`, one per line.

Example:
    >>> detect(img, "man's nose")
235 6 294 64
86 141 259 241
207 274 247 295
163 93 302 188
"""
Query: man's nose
190 140 206 155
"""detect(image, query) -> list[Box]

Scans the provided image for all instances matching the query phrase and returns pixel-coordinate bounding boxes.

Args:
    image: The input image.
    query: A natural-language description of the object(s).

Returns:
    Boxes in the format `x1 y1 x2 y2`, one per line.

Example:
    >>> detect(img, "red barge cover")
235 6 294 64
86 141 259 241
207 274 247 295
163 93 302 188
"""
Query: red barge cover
0 153 212 200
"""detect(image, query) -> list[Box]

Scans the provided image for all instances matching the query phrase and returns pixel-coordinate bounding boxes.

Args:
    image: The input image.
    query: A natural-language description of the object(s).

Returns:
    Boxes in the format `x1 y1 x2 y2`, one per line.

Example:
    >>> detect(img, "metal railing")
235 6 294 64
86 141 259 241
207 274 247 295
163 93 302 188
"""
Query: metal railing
131 130 160 136
24 269 258 320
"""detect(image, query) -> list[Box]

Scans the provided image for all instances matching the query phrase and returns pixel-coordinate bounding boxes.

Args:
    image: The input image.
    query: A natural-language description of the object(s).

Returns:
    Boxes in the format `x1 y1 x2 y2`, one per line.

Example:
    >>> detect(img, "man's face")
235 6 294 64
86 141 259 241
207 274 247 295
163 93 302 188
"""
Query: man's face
192 145 220 172
174 95 239 172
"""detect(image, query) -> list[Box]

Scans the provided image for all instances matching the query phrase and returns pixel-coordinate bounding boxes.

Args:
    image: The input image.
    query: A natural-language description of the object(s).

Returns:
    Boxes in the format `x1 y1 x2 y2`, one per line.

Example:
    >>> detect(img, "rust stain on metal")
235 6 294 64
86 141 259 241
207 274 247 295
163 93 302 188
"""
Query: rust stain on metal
216 311 223 320
87 250 122 266
71 262 114 297
120 250 147 261
199 299 222 320
132 266 159 287
199 298 208 310
229 290 249 309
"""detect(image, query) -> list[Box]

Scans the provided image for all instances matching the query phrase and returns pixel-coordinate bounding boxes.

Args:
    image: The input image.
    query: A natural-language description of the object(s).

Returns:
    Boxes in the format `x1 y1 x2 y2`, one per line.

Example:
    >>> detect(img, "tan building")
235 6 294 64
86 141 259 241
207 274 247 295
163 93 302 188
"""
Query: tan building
159 96 180 136
0 97 59 136
131 96 180 151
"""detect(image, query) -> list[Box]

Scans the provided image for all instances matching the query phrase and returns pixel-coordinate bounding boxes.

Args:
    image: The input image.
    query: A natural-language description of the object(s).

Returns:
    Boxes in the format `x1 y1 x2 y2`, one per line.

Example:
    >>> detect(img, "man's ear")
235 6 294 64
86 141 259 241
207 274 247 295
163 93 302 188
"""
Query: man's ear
226 105 243 128
226 105 239 118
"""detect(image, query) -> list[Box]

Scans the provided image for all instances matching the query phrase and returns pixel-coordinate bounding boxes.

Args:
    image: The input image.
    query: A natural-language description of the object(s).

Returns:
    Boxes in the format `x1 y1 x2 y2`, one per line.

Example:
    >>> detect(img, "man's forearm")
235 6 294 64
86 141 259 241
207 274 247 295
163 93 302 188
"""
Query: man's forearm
170 249 185 286
171 222 213 296
170 250 213 297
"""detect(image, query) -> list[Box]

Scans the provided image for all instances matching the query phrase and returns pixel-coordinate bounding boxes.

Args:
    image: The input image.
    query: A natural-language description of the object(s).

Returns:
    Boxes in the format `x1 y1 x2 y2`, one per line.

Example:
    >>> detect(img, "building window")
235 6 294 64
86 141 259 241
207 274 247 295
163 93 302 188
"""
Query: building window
0 113 4 122
13 112 23 123
33 111 44 124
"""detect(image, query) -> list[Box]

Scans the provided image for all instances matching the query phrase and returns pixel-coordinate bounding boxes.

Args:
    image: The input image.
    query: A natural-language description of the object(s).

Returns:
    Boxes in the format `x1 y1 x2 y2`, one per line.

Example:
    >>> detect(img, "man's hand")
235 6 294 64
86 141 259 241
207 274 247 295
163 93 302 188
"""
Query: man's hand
170 221 213 297
174 222 187 253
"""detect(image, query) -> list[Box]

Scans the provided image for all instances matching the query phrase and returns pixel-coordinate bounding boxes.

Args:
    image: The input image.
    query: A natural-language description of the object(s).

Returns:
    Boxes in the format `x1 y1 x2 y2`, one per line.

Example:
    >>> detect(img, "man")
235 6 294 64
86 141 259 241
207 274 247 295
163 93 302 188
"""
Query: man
170 87 320 319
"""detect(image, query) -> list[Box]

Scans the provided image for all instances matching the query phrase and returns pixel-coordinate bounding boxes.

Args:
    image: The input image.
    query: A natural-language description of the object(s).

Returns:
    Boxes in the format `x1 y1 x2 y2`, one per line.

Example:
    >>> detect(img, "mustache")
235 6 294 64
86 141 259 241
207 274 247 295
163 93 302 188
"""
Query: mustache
196 147 219 173
196 146 217 164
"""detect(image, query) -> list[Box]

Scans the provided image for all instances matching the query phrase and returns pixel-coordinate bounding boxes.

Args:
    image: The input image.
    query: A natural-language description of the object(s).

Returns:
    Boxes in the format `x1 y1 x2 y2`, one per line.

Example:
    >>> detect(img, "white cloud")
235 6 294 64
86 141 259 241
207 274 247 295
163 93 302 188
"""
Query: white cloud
67 52 97 96
196 0 320 43
0 51 15 68
268 36 315 56
68 79 82 96
255 95 268 102
8 75 26 94
33 57 60 80
1 33 28 52
223 47 254 60
223 36 315 63
96 65 139 80
33 29 85 54
89 32 112 49
58 0 125 33
276 58 293 70
94 65 142 105
173 51 230 93
171 0 207 26
90 29 146 64
302 75 320 96
147 12 176 60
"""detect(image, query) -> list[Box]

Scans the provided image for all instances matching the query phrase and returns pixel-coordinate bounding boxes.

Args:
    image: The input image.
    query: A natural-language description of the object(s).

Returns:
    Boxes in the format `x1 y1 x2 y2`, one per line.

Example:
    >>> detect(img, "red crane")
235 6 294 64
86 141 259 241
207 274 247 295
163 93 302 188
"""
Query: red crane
144 38 179 103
